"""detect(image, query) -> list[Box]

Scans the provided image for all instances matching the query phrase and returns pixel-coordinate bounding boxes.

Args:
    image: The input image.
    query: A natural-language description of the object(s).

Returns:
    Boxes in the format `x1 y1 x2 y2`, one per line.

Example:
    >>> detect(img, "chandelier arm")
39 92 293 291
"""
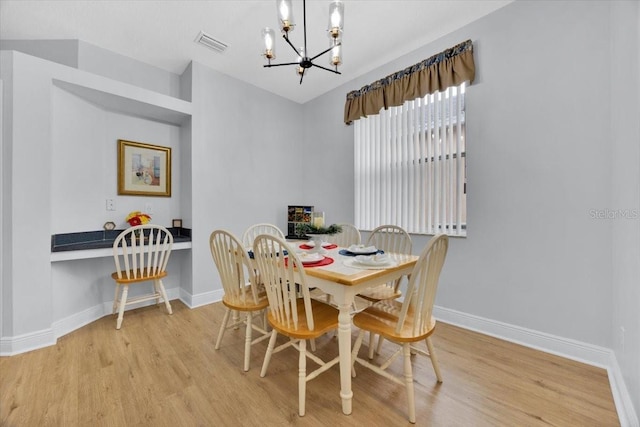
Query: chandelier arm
309 42 340 62
311 62 342 74
282 33 302 57
299 69 305 85
263 62 303 67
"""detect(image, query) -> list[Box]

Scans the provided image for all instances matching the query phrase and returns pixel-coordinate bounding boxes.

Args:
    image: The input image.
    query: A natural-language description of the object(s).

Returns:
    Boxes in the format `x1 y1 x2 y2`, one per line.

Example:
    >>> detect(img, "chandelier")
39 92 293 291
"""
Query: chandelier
262 0 344 84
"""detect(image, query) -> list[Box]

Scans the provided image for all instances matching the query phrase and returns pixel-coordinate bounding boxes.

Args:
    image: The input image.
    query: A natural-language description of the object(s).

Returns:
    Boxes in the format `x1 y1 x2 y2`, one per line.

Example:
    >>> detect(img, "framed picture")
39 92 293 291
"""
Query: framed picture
118 139 171 197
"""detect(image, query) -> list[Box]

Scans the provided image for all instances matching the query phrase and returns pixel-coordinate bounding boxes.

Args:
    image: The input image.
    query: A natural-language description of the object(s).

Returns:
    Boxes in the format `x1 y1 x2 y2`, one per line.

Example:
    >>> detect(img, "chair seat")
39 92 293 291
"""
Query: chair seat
357 284 402 302
222 285 269 312
111 270 167 284
353 299 436 343
268 299 339 340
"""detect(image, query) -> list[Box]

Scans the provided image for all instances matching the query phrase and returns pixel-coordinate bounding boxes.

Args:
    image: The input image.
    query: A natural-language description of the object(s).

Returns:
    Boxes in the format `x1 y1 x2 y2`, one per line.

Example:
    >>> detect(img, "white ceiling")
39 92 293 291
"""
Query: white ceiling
0 0 511 104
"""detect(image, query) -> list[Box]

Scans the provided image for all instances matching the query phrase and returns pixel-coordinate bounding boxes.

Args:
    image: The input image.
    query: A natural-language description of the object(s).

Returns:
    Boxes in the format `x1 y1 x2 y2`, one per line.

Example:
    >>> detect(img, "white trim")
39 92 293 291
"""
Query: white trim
0 286 183 356
50 241 192 262
179 288 222 309
608 354 640 427
53 303 105 339
0 328 56 356
433 305 611 366
434 305 638 427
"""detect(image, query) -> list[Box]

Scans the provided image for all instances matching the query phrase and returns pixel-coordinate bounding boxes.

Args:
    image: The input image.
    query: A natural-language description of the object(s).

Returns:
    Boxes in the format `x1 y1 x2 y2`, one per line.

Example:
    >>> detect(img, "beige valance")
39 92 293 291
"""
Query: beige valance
344 39 475 124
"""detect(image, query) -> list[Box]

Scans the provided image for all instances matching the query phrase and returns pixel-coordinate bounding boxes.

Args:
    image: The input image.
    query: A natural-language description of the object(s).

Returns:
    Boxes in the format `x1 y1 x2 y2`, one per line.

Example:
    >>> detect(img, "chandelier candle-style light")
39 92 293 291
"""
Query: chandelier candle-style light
262 0 344 84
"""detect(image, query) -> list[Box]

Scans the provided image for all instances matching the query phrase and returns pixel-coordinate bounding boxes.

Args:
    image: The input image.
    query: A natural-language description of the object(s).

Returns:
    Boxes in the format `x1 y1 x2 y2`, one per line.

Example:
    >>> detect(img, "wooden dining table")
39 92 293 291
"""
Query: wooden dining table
299 245 418 415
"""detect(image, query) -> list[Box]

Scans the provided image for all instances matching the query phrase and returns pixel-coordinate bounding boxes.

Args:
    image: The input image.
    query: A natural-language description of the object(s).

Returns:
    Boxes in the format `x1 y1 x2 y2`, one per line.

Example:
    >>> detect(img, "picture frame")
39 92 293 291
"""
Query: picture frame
118 139 171 197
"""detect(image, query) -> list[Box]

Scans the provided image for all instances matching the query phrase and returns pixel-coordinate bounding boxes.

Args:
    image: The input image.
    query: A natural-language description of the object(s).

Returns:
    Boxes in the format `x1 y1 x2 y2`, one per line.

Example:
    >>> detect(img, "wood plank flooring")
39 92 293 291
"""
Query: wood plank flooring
1 300 619 426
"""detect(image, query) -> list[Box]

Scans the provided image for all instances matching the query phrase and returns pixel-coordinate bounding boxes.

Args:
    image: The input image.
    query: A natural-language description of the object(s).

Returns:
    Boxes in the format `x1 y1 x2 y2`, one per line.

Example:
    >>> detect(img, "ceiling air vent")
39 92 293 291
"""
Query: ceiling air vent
195 31 228 53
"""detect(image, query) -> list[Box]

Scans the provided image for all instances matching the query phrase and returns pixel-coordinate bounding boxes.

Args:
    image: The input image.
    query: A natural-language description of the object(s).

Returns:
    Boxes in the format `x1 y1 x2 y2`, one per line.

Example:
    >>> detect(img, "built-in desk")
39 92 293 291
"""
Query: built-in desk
50 228 192 262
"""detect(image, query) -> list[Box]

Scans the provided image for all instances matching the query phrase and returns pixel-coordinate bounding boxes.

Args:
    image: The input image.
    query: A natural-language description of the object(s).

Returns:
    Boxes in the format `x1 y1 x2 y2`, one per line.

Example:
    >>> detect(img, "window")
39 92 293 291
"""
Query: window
354 83 467 236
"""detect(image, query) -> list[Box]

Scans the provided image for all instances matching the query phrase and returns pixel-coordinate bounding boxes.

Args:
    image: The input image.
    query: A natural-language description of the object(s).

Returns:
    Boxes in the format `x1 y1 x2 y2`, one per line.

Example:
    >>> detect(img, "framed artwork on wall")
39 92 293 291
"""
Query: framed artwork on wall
117 139 171 197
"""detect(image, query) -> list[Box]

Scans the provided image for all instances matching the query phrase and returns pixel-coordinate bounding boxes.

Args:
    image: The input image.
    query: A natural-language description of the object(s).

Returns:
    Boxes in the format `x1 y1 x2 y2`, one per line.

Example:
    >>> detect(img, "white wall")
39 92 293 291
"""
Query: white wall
308 0 613 345
51 86 183 232
2 52 54 337
304 0 639 421
187 61 305 302
77 40 183 100
610 0 640 417
1 0 637 421
301 85 354 224
0 49 193 346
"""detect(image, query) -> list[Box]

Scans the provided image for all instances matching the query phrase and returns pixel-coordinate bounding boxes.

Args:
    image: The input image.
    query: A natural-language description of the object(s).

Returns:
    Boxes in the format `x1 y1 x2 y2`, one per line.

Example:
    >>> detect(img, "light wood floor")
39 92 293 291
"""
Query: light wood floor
1 300 619 426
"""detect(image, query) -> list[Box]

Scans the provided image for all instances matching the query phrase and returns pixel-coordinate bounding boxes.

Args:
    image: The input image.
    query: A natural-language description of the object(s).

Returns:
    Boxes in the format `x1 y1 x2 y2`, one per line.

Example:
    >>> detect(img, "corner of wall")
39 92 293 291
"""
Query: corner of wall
76 40 182 99
0 39 79 69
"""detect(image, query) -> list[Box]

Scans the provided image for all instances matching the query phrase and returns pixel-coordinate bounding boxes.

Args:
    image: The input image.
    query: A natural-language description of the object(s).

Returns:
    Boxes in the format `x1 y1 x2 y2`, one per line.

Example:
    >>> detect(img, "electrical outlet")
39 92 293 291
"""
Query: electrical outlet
145 203 154 214
106 198 115 211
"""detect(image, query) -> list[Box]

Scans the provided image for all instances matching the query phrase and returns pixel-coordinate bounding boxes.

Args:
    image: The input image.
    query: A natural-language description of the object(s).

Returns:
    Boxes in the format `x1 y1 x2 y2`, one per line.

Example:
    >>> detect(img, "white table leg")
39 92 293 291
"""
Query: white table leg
337 299 353 415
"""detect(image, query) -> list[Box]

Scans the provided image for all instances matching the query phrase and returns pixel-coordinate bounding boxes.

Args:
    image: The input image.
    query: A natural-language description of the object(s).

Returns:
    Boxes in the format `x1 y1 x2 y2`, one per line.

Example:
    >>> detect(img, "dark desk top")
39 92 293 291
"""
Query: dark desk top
51 227 191 252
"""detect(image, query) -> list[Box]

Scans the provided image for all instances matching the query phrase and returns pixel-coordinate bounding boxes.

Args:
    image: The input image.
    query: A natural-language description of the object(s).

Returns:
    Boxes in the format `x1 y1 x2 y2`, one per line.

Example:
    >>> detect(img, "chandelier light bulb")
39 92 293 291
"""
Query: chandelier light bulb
277 0 295 33
328 1 344 39
262 27 276 59
330 42 342 66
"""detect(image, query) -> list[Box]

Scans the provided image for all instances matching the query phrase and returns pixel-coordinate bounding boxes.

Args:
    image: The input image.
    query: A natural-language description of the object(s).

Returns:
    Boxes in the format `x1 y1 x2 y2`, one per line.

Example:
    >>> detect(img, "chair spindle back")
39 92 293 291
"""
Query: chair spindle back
395 234 448 336
210 229 260 305
113 225 173 280
252 234 315 331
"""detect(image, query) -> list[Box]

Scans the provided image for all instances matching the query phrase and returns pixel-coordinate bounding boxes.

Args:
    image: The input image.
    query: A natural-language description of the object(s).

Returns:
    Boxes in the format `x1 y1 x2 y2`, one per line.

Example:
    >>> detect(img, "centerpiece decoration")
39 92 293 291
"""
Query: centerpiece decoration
297 223 342 236
126 211 152 227
125 211 152 241
297 221 342 254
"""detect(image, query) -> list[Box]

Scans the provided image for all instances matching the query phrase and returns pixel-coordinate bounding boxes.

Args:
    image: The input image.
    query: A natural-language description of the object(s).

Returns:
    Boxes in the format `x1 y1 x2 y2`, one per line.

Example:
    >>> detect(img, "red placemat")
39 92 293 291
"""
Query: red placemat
299 243 338 250
285 256 334 268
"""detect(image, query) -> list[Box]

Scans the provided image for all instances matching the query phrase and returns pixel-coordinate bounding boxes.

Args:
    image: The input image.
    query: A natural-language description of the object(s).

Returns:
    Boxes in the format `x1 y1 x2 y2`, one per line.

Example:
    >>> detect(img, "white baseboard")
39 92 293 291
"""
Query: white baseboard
53 304 105 339
1 287 184 356
433 305 638 427
433 305 612 367
608 354 640 427
179 288 222 309
0 327 56 356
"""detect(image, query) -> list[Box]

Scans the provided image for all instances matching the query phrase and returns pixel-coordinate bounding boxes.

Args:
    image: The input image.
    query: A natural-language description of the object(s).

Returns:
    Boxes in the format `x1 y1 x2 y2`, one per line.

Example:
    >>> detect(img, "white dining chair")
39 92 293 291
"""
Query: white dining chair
210 229 270 371
351 234 449 424
328 223 361 247
111 224 173 330
357 224 413 354
253 234 340 417
358 224 412 302
241 223 285 248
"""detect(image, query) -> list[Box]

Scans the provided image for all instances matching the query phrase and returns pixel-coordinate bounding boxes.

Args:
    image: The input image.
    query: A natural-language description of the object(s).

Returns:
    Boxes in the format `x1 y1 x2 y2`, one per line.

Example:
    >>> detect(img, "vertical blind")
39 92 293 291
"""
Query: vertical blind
355 83 466 236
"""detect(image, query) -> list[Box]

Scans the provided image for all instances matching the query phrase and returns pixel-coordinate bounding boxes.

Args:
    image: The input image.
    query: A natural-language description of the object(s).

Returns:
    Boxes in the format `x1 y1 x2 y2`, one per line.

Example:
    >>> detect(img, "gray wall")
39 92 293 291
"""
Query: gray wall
304 0 639 418
610 0 640 415
1 0 638 421
187 60 306 300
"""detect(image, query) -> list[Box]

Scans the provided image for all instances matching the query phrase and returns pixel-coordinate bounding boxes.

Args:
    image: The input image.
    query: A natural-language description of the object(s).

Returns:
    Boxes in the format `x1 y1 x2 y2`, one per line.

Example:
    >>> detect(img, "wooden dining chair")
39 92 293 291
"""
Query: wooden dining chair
252 234 340 417
209 229 270 372
359 225 413 355
111 224 173 330
328 223 361 247
241 223 285 248
350 234 449 424
358 224 412 302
